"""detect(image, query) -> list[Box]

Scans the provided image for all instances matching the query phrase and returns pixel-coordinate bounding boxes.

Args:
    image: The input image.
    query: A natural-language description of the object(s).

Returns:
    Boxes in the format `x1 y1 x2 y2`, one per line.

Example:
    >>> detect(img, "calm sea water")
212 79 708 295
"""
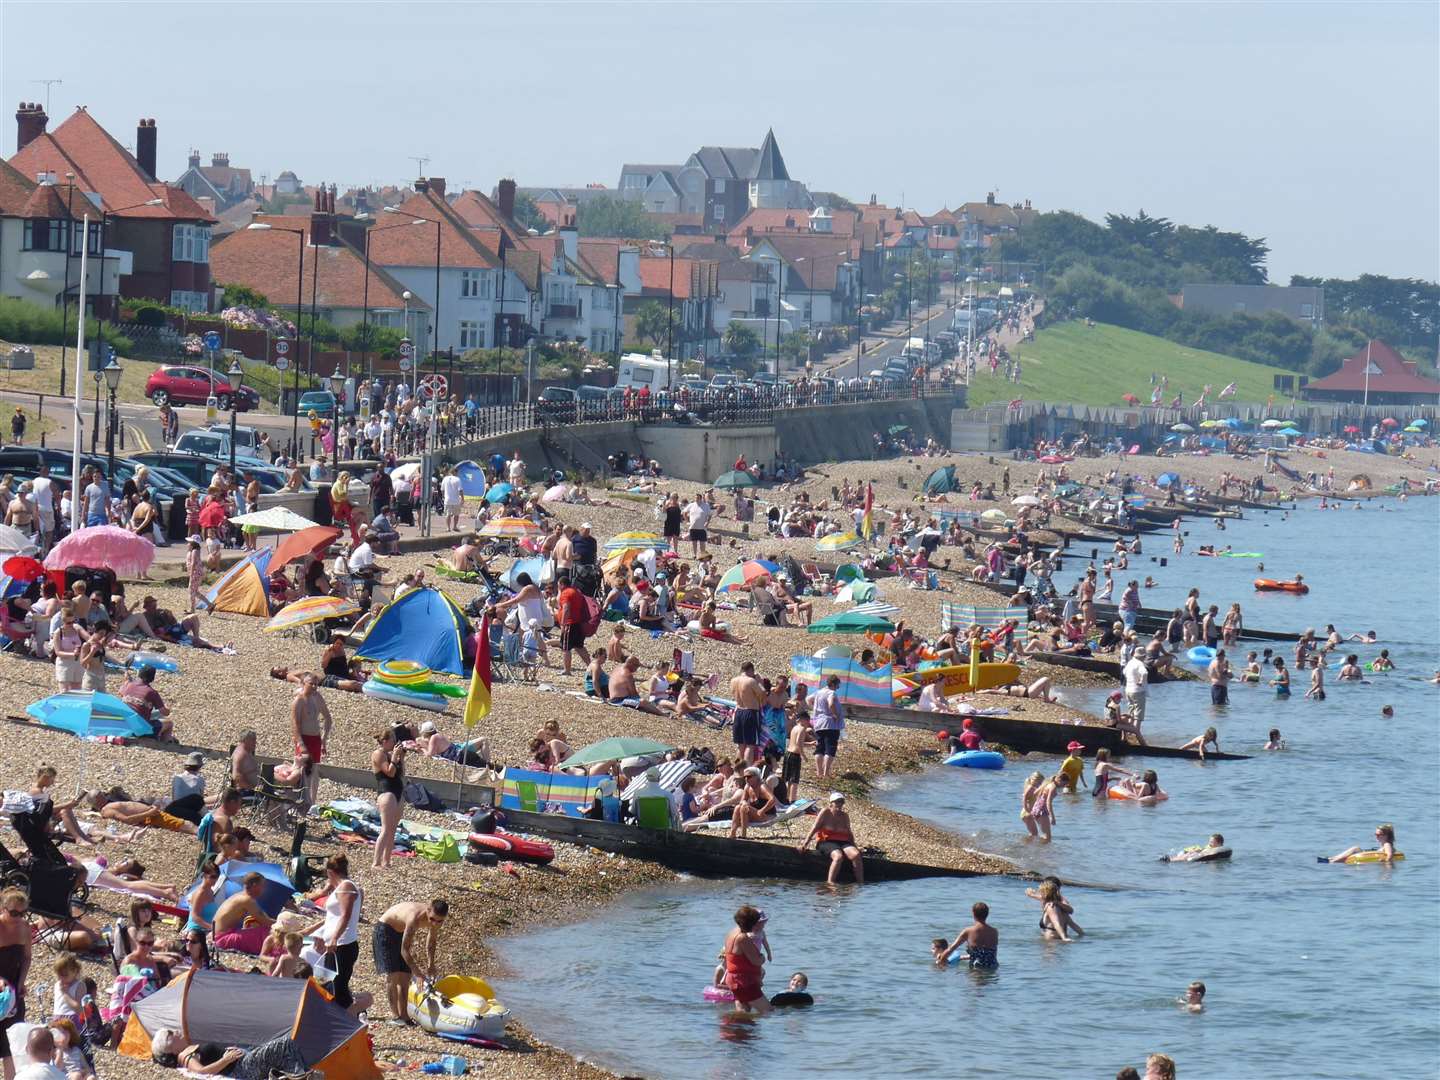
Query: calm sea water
493 498 1440 1079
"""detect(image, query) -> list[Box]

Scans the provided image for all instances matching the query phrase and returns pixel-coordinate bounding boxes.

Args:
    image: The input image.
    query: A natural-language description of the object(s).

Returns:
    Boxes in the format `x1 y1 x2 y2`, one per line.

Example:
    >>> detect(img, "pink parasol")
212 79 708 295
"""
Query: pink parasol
1380 418 1398 427
1343 425 1360 434
43 526 156 578
1121 393 1139 405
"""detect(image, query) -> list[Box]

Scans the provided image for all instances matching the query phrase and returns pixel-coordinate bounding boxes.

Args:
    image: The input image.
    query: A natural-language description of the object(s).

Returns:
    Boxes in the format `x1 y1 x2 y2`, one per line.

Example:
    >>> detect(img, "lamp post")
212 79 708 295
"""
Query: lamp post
224 359 243 471
328 365 345 428
665 242 675 384
102 357 122 476
854 253 865 383
245 222 306 458
384 207 441 401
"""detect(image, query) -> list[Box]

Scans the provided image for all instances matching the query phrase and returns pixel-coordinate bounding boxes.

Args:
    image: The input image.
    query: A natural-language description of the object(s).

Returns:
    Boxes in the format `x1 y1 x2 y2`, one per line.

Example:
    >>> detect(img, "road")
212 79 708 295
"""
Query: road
810 301 959 381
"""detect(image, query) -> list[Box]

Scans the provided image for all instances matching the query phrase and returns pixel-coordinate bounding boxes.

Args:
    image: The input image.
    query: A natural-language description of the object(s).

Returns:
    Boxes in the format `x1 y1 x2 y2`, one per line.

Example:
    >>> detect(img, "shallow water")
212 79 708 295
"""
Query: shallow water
494 499 1440 1079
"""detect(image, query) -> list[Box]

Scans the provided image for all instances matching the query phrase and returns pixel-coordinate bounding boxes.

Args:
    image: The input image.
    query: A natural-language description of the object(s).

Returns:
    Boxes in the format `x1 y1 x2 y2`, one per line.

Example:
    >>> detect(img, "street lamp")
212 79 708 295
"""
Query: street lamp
225 359 243 471
360 218 427 392
328 364 345 410
245 221 306 458
102 357 122 476
383 207 442 400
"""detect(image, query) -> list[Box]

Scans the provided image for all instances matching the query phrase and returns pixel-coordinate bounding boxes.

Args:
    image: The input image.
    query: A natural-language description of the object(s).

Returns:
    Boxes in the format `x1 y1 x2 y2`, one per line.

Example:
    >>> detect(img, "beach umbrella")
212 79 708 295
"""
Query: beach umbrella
1199 419 1223 428
1404 424 1423 433
1222 417 1242 428
541 483 571 503
0 525 37 556
27 690 153 786
603 531 667 553
716 558 780 593
1011 495 1041 507
1261 418 1285 428
1170 423 1194 433
390 462 421 485
1343 425 1360 434
229 506 320 532
808 610 895 635
565 736 674 768
2 555 45 581
1412 418 1428 427
44 525 155 578
980 508 1008 524
714 470 757 490
817 532 863 552
264 595 361 633
1157 473 1181 488
483 482 514 504
479 517 543 539
1121 393 1139 405
271 525 343 567
851 600 900 618
1380 418 1398 427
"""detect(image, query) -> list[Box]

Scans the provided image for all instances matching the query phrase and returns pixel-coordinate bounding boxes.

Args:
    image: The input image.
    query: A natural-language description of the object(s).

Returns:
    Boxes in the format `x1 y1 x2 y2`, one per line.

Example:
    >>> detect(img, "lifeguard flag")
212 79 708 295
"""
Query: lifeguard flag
860 483 874 540
463 616 493 729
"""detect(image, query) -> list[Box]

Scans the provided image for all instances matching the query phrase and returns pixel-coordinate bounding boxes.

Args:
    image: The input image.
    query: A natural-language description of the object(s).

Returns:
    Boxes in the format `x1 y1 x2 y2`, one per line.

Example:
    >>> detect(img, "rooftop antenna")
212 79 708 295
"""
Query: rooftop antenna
31 79 62 114
411 155 430 180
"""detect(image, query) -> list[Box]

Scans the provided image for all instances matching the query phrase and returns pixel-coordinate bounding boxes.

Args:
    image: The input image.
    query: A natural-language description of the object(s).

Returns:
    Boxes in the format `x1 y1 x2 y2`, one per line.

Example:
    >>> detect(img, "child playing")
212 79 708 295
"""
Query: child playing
521 619 542 681
770 971 812 1007
51 953 90 1024
1181 980 1206 1012
269 932 307 978
1241 652 1261 682
501 613 522 667
935 901 999 969
1306 657 1326 701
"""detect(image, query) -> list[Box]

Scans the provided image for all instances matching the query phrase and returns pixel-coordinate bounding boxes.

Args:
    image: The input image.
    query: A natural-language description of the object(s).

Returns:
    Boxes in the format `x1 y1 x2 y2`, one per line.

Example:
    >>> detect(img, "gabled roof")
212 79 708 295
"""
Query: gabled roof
198 164 252 190
958 200 1021 229
450 189 526 247
0 159 38 216
688 146 760 181
752 129 790 181
669 238 764 281
637 254 718 299
748 235 852 292
210 228 425 313
1304 340 1440 395
8 108 214 222
517 234 604 286
366 189 500 270
468 229 541 292
729 206 858 241
576 239 625 286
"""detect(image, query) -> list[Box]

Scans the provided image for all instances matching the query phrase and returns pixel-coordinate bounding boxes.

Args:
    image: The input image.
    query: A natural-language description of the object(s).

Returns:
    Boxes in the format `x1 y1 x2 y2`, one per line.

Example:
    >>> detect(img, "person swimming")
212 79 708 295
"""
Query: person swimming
1322 823 1397 864
1181 980 1206 1012
769 971 813 1007
1264 728 1286 750
1163 834 1229 863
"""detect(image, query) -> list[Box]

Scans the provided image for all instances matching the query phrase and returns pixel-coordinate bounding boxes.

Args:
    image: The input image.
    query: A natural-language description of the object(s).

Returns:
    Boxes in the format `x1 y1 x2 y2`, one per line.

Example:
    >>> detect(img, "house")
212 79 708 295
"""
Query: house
1301 340 1440 406
274 171 303 196
956 194 1037 249
743 235 857 330
619 130 809 227
633 247 720 359
727 205 859 250
210 189 430 342
0 158 119 312
670 238 770 336
1179 284 1325 328
616 163 691 215
174 152 254 210
8 104 217 311
512 185 612 228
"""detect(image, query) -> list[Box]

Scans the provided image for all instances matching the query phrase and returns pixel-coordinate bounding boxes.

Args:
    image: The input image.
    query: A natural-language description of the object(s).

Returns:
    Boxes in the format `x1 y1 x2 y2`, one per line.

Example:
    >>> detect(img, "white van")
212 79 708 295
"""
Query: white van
617 351 676 391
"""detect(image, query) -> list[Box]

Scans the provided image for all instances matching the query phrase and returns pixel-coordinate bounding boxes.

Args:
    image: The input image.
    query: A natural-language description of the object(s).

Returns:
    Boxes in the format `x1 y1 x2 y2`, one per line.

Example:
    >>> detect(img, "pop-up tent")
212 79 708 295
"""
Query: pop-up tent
199 549 271 618
455 459 489 497
923 465 958 494
119 969 380 1079
355 586 472 676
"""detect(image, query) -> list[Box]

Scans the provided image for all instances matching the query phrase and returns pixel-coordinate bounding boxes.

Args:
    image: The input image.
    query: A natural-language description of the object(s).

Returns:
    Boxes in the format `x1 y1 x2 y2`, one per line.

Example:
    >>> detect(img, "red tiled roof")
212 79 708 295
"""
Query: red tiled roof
366 190 500 271
7 108 214 222
468 229 541 291
450 190 525 247
211 228 425 313
750 234 853 291
1304 340 1440 395
576 239 623 285
0 159 37 216
637 254 718 299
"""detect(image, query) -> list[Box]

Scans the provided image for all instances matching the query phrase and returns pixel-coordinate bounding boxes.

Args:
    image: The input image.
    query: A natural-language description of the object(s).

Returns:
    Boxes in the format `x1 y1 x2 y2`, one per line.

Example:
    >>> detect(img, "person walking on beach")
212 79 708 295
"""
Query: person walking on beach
810 675 844 782
720 905 770 1015
373 899 448 1024
554 574 591 676
730 662 765 766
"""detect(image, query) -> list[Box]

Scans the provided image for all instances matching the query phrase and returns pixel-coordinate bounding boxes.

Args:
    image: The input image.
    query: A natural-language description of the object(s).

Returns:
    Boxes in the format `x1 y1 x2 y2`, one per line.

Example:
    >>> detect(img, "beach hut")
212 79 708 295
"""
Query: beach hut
198 550 272 618
355 587 472 677
119 970 381 1079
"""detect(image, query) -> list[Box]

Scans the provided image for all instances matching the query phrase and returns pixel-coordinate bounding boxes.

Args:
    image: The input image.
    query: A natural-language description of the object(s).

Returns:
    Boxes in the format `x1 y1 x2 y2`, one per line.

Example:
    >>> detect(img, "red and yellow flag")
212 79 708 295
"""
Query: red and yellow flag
860 482 875 540
463 616 493 729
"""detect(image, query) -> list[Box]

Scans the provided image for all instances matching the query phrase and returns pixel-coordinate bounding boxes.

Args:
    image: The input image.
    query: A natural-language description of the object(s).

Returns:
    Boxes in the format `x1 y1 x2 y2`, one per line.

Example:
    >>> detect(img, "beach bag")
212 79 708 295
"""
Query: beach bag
412 833 461 863
403 780 445 812
580 594 603 639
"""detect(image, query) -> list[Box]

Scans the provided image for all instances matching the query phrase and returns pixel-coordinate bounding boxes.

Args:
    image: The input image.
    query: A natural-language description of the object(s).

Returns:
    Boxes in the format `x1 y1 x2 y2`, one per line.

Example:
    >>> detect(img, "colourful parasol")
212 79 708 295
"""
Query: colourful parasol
43 526 156 577
271 526 343 567
479 517 544 539
816 532 863 552
603 531 667 553
264 594 362 633
716 558 780 593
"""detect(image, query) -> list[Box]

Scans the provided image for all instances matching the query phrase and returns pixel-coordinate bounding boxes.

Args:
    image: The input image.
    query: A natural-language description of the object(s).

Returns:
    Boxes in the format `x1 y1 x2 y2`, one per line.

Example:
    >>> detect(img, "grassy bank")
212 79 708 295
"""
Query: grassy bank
966 321 1296 407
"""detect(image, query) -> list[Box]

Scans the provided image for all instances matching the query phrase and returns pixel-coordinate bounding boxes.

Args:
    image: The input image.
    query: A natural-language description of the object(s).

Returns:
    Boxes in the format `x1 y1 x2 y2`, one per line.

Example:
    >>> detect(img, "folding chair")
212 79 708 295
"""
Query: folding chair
0 606 33 656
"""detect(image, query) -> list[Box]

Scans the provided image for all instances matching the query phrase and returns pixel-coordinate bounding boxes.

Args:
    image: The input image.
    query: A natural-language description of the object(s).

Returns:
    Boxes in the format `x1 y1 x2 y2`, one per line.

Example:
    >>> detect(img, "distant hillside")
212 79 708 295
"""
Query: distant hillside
965 322 1295 407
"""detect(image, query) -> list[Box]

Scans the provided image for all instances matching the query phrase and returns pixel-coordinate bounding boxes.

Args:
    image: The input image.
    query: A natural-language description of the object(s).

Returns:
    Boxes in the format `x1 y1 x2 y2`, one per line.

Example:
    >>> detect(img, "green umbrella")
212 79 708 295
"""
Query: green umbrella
714 470 758 490
564 736 675 768
808 610 896 635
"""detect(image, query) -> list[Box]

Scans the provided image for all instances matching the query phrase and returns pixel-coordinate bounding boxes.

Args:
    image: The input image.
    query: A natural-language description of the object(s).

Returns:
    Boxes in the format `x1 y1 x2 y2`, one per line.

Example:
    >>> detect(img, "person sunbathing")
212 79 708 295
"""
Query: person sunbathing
87 789 197 835
534 720 571 763
411 720 490 767
608 657 667 715
140 597 225 651
67 854 179 902
978 677 1056 702
699 601 744 643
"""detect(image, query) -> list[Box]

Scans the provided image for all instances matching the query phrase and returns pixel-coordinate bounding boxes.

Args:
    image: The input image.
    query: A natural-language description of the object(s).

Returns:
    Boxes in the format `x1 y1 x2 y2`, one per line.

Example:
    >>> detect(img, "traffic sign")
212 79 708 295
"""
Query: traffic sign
275 356 291 373
203 331 222 351
398 356 412 372
399 338 414 357
418 374 448 402
274 339 290 355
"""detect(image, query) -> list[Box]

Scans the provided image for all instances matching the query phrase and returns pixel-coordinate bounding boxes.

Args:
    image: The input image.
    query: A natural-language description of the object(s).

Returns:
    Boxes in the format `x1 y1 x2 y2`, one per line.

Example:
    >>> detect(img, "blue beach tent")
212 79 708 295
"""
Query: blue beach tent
181 859 296 917
454 460 489 497
354 587 472 676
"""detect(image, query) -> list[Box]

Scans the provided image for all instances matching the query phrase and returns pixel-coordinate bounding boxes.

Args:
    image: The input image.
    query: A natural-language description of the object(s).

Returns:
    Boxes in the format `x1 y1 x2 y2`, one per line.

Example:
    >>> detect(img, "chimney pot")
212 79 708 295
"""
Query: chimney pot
414 178 429 194
497 178 516 219
16 102 49 154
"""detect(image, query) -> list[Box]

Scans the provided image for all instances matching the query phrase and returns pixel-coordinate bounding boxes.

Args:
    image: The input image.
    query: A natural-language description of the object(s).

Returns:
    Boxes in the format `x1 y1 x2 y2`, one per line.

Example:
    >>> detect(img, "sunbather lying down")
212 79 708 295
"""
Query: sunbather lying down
977 677 1056 702
270 666 362 692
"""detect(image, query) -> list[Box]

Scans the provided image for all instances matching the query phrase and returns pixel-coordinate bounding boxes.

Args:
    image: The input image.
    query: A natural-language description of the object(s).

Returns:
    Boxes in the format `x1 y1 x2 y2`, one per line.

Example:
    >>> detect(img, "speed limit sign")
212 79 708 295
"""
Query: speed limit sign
275 355 291 372
398 338 413 357
274 340 290 355
398 356 412 372
418 374 448 402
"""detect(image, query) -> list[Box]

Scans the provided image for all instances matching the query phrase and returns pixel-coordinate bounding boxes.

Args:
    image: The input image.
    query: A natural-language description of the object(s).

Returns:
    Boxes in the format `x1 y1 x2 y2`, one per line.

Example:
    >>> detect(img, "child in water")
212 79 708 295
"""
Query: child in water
1026 877 1083 940
1242 652 1261 682
935 902 1000 969
1181 980 1206 1012
770 972 813 1008
1371 649 1395 671
1264 728 1286 750
1306 657 1326 701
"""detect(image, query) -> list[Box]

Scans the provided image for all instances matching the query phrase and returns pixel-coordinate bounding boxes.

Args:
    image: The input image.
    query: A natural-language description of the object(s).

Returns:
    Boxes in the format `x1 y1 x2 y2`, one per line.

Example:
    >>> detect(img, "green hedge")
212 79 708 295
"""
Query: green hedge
0 297 135 355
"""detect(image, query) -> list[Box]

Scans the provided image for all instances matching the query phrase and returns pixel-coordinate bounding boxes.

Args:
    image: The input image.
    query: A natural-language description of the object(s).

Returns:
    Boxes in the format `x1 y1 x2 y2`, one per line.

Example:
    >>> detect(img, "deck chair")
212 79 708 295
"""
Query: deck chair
692 798 816 836
0 607 33 656
751 589 789 627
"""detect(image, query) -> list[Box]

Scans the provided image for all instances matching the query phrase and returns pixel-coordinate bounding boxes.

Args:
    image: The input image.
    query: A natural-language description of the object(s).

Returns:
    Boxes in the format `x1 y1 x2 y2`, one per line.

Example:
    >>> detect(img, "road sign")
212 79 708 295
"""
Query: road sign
203 331 222 352
418 374 448 402
399 338 413 357
275 356 291 373
274 339 290 355
398 356 412 372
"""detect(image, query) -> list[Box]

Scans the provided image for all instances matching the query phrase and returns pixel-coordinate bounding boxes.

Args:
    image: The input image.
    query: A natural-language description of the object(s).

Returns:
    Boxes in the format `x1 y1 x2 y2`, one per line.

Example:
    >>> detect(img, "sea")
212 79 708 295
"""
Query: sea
493 496 1440 1079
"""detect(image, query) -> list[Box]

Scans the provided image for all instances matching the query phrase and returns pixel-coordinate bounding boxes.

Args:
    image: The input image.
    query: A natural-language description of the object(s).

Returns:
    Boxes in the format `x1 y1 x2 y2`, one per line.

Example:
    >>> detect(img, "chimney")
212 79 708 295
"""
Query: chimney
497 178 516 220
187 150 201 169
212 152 229 168
136 118 158 181
985 191 995 206
559 224 578 262
16 102 48 153
414 177 429 194
428 177 446 197
311 181 333 246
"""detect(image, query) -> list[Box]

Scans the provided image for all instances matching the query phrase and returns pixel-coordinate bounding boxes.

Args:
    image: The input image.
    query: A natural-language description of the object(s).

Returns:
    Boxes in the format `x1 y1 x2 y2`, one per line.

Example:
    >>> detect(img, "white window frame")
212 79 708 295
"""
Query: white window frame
713 204 726 222
460 270 483 298
458 320 484 350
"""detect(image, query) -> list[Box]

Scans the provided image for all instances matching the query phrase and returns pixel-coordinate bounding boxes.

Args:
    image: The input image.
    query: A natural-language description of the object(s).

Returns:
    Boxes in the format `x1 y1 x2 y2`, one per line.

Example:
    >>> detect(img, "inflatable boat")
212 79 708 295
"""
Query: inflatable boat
408 975 510 1039
943 750 1006 770
1254 579 1308 594
467 831 556 865
362 677 450 712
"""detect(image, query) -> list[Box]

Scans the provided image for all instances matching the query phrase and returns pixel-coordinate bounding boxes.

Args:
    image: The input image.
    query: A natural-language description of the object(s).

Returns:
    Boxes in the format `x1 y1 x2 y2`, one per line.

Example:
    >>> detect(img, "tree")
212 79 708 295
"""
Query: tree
779 330 811 365
723 323 760 359
575 195 669 240
633 301 670 348
219 284 271 310
511 192 547 235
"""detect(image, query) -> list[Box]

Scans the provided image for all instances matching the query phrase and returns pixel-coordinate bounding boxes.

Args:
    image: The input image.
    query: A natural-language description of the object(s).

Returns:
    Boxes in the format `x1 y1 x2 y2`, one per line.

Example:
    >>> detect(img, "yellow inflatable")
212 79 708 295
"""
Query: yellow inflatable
895 662 1022 699
408 975 510 1039
1343 851 1404 864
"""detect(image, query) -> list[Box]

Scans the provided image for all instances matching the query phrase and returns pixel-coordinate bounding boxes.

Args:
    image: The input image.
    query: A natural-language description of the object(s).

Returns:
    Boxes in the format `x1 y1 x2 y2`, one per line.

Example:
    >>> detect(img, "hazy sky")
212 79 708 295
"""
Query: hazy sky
4 1 1436 282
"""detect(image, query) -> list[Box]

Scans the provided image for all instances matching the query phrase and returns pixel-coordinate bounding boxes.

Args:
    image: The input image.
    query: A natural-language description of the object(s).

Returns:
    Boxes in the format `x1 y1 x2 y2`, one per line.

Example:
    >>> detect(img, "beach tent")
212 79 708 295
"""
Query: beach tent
199 549 271 618
923 465 958 495
119 969 380 1080
355 587 472 677
455 460 489 497
181 859 295 918
502 556 548 591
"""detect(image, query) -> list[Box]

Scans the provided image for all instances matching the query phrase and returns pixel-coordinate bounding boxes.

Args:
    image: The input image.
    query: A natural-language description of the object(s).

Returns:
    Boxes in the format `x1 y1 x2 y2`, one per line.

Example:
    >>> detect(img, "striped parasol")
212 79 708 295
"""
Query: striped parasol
479 517 544 538
264 595 362 632
603 531 667 553
716 558 780 593
850 600 900 618
816 532 863 552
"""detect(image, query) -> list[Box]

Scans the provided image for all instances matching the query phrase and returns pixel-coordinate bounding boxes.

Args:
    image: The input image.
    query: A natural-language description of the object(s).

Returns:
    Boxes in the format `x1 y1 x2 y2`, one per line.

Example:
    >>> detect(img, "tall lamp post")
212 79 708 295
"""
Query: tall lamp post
360 217 428 389
383 207 441 400
245 222 306 458
102 357 122 477
225 359 243 472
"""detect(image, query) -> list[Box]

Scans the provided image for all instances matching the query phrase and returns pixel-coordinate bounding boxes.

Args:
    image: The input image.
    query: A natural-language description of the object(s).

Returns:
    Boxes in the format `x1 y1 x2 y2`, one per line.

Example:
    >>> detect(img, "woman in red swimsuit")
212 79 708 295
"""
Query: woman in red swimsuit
722 905 770 1014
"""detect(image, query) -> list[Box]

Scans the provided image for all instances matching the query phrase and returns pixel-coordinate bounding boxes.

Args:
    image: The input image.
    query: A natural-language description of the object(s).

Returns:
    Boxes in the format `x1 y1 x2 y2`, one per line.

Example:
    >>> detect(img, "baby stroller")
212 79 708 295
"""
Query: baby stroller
10 810 90 948
572 562 603 599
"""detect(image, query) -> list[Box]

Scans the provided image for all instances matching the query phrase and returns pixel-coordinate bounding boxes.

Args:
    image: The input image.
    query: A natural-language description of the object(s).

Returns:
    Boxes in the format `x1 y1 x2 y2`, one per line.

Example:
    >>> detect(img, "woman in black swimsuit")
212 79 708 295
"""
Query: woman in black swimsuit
370 729 406 870
0 889 30 1075
151 1026 311 1078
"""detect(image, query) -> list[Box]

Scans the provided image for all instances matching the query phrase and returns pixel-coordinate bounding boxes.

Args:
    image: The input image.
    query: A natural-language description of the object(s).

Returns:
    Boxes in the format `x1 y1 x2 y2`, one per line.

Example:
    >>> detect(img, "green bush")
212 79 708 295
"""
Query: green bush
0 297 132 354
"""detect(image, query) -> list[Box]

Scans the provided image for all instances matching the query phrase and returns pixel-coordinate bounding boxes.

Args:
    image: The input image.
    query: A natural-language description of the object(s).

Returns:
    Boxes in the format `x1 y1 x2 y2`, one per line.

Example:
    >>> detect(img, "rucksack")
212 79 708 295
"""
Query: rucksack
580 594 603 638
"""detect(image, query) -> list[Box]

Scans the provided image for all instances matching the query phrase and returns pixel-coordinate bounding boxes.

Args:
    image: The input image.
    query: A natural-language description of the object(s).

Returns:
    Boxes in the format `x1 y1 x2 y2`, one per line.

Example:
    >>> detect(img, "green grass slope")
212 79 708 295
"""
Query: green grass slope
966 321 1295 407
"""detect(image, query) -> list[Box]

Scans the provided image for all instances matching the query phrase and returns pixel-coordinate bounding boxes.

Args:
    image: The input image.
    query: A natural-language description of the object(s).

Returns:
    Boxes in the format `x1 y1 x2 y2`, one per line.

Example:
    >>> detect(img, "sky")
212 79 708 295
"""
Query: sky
3 1 1436 283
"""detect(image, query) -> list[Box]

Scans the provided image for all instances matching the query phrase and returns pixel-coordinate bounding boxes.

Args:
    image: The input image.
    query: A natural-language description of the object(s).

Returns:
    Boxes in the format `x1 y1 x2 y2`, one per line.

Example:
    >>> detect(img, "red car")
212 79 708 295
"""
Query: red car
144 365 261 411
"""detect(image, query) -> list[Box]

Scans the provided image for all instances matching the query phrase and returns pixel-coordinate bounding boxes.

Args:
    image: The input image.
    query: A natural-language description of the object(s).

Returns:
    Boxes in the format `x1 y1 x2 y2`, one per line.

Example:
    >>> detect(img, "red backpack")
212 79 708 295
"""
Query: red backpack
580 595 603 639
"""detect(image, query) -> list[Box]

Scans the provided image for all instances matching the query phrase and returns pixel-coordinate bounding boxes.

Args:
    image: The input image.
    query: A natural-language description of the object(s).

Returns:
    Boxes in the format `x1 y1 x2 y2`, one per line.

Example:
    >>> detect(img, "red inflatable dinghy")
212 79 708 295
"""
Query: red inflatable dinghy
467 831 556 865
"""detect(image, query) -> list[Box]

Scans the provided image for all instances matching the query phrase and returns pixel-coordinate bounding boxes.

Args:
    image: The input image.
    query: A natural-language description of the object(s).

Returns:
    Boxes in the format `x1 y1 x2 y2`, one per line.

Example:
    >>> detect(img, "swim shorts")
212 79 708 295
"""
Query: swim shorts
813 728 839 757
732 708 762 747
688 528 708 543
371 922 408 975
300 733 324 763
1210 683 1228 705
781 751 802 788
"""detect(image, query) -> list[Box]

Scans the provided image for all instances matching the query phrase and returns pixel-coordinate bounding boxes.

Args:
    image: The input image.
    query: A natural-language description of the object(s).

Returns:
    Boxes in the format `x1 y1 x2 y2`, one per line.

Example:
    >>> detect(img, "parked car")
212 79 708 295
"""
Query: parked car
172 430 271 468
0 448 189 503
128 451 292 493
536 386 579 422
201 423 260 453
295 390 342 418
145 365 261 411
